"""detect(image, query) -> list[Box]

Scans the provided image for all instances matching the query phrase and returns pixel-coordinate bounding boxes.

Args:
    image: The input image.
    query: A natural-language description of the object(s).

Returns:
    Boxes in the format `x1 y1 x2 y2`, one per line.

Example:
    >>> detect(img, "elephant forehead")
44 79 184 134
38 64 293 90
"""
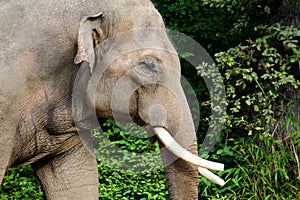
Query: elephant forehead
112 0 164 31
130 5 164 30
96 28 177 65
97 47 180 76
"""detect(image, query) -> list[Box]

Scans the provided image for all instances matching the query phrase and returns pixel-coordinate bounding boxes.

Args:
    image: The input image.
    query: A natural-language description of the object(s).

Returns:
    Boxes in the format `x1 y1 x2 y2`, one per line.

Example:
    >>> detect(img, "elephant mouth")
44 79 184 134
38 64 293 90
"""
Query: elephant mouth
132 114 147 127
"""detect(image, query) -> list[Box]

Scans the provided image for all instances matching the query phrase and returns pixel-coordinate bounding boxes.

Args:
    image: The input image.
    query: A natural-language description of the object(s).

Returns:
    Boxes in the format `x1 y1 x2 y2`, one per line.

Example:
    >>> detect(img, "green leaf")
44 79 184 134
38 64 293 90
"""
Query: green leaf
179 52 194 59
285 116 291 130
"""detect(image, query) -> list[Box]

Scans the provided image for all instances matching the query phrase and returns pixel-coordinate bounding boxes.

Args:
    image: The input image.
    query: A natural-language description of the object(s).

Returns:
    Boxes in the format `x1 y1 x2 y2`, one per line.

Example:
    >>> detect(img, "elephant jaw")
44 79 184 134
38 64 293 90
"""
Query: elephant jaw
152 127 225 186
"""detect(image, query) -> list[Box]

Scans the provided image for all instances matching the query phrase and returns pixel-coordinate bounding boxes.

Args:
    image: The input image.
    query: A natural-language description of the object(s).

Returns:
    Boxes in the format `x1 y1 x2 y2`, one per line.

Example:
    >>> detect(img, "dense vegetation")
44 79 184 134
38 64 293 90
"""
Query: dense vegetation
1 0 300 199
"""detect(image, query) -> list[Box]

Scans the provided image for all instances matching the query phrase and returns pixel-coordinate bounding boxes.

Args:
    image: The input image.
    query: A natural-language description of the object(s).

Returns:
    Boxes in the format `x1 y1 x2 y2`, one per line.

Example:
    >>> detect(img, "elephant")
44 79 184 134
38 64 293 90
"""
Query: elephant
0 0 224 199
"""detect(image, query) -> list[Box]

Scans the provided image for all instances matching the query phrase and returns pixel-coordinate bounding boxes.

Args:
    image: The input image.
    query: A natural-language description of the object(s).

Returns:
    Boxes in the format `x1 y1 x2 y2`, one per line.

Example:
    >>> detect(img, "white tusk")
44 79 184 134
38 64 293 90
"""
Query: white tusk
153 127 224 171
198 167 225 186
154 127 225 186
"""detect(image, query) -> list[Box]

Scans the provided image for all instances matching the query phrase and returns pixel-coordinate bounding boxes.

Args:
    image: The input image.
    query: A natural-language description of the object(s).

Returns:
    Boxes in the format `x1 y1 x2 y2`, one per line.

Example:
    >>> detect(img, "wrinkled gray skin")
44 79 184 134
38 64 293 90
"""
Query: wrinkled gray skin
0 0 198 199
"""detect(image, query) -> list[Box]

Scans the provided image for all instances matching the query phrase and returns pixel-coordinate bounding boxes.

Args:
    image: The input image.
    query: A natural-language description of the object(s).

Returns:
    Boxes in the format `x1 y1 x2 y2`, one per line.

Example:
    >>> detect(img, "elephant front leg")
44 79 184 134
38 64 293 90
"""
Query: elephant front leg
0 130 14 185
32 137 98 200
0 145 12 185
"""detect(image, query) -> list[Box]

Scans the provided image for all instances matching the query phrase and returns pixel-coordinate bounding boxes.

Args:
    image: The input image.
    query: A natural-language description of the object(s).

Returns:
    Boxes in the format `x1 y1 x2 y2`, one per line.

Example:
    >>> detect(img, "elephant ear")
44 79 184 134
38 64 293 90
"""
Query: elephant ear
74 12 104 73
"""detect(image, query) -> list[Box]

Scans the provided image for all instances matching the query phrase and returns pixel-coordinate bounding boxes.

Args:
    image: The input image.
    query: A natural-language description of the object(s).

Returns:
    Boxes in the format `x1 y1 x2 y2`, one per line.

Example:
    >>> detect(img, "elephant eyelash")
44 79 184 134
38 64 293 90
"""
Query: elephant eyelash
139 61 158 73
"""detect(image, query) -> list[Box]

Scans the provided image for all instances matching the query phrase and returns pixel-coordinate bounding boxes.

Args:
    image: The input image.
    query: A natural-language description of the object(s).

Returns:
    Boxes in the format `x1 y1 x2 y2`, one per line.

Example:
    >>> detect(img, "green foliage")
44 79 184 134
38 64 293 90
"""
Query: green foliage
93 120 169 199
97 163 168 200
196 132 300 199
215 24 300 136
237 136 300 199
93 120 163 172
0 165 44 200
152 0 272 54
194 24 300 199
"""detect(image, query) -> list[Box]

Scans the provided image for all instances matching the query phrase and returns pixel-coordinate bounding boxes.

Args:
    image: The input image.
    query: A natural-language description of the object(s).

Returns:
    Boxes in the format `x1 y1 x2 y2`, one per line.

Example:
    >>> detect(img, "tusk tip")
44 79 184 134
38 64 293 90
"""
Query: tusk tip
220 163 225 171
153 127 226 185
198 167 225 186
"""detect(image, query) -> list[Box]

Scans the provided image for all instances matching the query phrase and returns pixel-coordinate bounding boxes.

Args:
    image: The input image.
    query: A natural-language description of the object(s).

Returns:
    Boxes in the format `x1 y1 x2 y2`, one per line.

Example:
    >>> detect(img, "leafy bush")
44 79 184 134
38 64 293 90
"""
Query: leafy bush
0 165 44 200
215 24 300 137
198 135 300 199
152 0 272 54
196 24 300 199
94 120 168 199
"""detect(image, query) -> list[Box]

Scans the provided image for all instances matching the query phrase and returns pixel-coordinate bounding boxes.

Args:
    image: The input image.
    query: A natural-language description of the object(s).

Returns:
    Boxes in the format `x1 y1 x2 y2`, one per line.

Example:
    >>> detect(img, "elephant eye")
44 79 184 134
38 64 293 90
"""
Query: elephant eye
133 56 162 85
138 56 159 73
140 61 157 73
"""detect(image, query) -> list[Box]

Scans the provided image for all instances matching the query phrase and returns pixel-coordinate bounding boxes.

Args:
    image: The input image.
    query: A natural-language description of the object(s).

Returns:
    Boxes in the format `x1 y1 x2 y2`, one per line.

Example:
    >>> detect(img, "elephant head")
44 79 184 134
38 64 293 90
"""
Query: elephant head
73 1 224 199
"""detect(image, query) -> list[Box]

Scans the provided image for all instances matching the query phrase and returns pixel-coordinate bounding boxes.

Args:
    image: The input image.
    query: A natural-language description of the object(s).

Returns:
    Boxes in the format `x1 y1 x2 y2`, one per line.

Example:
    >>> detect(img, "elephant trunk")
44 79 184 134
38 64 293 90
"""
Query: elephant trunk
159 97 199 200
159 131 199 200
139 85 199 199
